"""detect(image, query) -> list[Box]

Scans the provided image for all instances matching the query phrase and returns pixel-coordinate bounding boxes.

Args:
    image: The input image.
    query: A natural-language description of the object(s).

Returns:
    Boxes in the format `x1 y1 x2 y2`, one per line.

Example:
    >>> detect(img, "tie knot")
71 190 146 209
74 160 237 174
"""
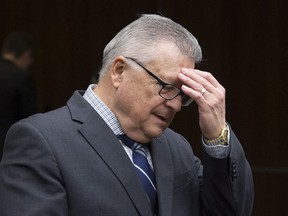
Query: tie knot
117 134 138 150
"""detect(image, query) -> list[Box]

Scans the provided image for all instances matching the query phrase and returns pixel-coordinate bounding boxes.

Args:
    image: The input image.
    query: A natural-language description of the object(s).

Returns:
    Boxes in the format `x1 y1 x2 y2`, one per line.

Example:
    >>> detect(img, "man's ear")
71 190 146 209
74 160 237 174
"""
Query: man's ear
111 56 127 88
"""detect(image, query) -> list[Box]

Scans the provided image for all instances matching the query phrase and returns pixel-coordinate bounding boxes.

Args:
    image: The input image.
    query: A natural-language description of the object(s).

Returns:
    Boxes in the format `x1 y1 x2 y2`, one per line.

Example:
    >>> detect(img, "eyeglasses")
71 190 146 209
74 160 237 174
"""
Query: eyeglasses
125 57 193 106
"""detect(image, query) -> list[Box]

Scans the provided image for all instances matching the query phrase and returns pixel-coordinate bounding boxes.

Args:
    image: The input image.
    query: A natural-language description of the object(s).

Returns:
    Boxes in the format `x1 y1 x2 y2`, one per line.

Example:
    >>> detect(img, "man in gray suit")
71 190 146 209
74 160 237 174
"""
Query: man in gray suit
0 14 254 215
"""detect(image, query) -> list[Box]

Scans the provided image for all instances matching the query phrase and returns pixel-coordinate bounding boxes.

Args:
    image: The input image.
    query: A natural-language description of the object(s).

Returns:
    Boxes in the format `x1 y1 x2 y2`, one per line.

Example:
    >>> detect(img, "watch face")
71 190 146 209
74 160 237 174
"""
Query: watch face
220 139 227 145
204 125 229 146
221 128 229 145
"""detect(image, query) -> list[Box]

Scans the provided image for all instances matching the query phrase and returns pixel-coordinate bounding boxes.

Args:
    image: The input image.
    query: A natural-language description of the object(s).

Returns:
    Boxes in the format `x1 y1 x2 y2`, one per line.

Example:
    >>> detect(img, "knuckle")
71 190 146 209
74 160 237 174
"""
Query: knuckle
203 72 213 79
195 84 203 91
220 87 226 97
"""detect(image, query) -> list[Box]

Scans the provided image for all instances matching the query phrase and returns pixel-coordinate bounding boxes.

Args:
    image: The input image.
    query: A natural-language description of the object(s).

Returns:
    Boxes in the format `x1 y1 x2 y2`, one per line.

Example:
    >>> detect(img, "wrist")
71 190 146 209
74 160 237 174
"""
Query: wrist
204 123 229 146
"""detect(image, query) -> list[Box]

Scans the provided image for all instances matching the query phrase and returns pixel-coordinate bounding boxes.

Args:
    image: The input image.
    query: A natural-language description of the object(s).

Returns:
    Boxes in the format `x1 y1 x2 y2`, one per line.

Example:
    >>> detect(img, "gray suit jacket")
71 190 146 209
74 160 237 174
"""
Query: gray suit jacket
0 91 254 216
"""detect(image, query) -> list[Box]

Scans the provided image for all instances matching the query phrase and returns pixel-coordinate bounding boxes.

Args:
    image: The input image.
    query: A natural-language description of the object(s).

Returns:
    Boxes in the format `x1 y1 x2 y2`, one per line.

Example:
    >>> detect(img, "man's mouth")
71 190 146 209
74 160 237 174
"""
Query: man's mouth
155 114 169 123
158 115 166 121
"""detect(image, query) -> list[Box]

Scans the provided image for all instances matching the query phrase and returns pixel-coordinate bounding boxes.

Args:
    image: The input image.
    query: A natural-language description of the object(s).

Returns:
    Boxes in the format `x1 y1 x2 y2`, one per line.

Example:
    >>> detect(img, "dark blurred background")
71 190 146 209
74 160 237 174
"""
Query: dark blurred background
1 0 287 215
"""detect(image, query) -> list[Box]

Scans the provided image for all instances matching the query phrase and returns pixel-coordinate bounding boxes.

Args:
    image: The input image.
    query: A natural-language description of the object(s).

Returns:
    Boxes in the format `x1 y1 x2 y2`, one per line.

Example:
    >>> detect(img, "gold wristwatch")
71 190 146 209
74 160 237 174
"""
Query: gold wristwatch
204 124 229 146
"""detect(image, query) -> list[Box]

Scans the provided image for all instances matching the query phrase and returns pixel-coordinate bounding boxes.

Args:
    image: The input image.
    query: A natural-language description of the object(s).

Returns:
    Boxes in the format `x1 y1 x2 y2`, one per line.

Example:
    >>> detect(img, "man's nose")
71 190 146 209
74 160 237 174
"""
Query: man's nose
164 95 182 112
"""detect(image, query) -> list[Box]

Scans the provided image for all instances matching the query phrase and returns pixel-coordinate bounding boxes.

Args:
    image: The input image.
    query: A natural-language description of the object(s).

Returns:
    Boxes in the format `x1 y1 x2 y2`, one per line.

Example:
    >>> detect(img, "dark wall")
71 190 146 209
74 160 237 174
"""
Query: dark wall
1 0 287 215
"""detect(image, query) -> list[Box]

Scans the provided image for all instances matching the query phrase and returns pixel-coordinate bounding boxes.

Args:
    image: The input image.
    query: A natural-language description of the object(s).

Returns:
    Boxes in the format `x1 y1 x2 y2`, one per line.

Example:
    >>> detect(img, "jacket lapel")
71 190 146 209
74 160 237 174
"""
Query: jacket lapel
67 91 153 216
150 136 174 216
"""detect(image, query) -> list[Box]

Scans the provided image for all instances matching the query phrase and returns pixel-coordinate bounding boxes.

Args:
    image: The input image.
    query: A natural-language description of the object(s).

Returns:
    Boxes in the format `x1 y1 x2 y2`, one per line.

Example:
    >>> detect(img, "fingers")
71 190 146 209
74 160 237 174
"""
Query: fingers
178 67 226 139
181 68 220 93
178 68 225 103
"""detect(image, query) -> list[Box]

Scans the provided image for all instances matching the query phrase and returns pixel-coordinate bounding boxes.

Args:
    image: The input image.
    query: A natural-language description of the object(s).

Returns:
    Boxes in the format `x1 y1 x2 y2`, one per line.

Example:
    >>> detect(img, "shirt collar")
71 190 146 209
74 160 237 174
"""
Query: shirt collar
83 84 124 135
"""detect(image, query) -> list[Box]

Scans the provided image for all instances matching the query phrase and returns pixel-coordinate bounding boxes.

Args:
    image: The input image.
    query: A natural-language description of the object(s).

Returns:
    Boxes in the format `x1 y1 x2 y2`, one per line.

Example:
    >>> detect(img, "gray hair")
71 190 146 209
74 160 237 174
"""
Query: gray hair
99 14 202 78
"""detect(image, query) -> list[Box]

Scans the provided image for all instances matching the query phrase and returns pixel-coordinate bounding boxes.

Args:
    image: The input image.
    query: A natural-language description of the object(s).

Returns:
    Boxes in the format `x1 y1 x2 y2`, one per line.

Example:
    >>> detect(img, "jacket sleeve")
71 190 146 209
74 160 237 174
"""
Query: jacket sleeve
200 127 254 216
0 121 68 216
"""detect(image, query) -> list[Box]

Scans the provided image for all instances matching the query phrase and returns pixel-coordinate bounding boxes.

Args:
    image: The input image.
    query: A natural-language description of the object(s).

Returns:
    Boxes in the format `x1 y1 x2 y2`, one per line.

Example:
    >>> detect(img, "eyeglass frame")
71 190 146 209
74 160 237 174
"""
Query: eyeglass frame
124 56 194 106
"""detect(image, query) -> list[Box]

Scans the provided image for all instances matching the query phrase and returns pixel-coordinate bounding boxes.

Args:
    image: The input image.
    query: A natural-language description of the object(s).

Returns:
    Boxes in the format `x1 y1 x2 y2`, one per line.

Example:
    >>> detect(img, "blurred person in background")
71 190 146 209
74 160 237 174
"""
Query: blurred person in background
0 31 37 160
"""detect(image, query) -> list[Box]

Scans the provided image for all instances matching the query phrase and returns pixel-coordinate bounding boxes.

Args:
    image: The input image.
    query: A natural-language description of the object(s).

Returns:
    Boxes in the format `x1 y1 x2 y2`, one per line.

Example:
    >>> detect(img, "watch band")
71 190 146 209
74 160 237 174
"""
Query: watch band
204 124 229 146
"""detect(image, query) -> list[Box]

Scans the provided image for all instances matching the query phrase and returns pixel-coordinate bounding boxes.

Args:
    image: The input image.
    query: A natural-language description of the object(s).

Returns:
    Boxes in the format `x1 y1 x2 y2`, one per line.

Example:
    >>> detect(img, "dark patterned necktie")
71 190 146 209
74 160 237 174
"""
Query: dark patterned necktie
118 134 158 213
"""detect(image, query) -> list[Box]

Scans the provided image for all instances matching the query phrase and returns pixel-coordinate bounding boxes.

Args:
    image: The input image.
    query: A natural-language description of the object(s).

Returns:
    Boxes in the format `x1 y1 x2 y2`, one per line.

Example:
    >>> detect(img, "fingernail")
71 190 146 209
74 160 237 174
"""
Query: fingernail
178 73 185 78
182 68 188 74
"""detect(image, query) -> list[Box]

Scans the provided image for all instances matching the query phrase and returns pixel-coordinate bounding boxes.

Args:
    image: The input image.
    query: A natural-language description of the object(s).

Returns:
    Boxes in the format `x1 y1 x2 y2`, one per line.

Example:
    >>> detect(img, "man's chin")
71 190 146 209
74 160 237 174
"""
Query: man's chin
146 126 167 140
